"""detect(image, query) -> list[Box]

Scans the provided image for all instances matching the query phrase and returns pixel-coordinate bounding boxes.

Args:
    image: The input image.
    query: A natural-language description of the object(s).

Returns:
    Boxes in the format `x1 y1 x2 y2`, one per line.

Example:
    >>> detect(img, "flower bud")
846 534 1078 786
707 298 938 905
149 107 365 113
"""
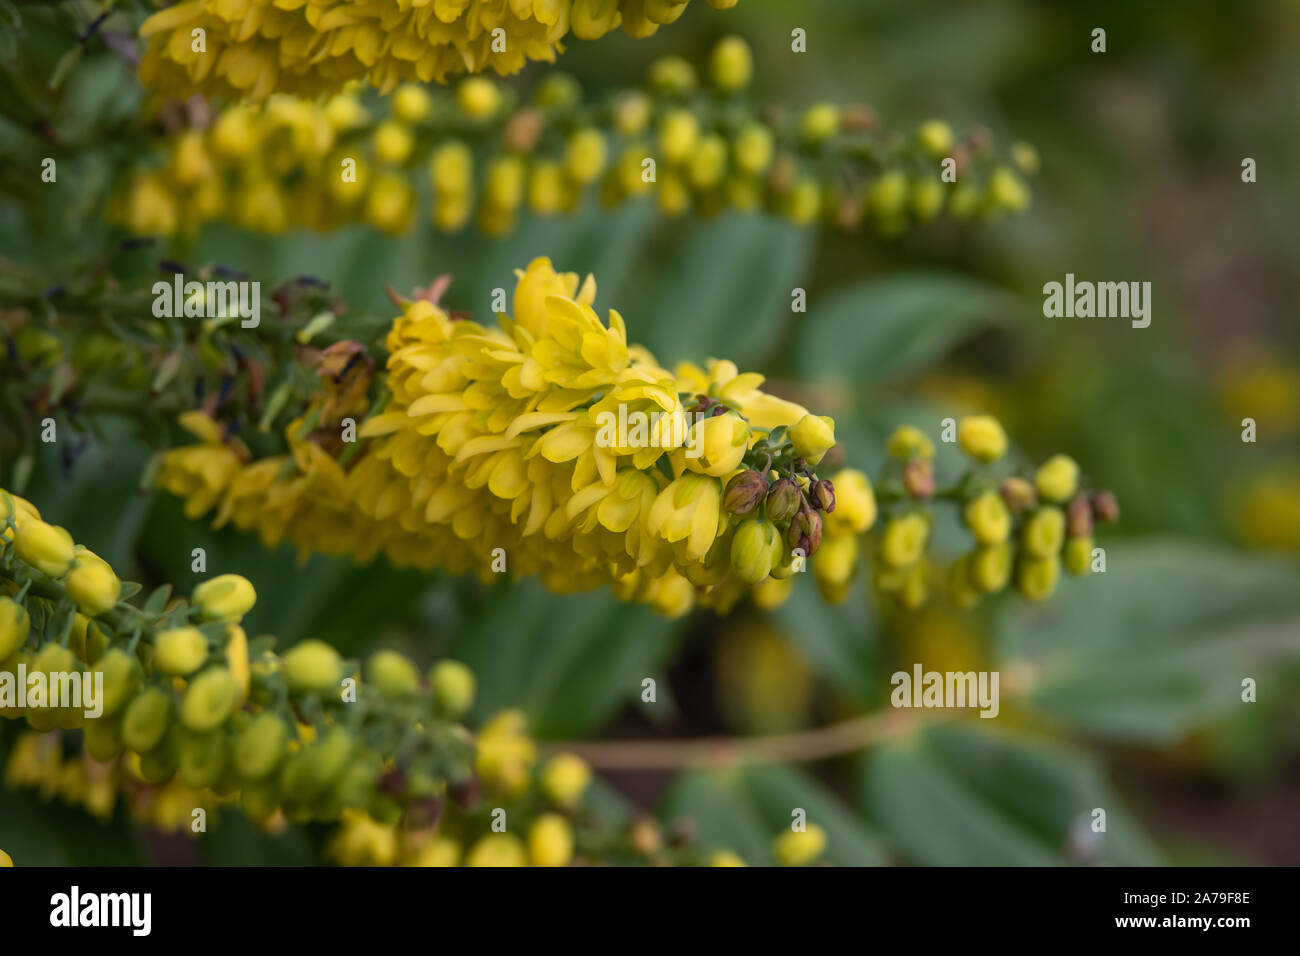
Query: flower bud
456 77 500 120
1000 476 1037 512
773 822 827 866
733 123 774 176
14 520 75 577
786 507 824 557
880 513 929 568
800 103 840 143
686 412 750 477
731 518 781 584
903 457 935 499
235 712 290 780
564 127 608 184
178 729 229 790
969 542 1013 593
811 479 836 513
540 753 592 809
1066 495 1094 538
710 36 752 91
65 560 120 618
813 532 858 588
723 470 768 516
180 667 240 732
790 414 836 466
431 659 476 718
710 850 747 867
1022 507 1065 559
0 597 31 660
392 84 433 123
957 415 1008 463
1064 536 1094 576
282 639 343 695
964 490 1011 545
466 833 527 867
764 477 802 523
659 109 700 165
885 425 934 460
826 468 877 534
153 627 209 676
1035 454 1079 503
83 714 124 762
1090 489 1121 524
752 576 794 610
917 119 954 158
1016 555 1061 602
528 813 575 867
192 574 257 622
122 687 173 754
95 649 141 718
366 649 420 698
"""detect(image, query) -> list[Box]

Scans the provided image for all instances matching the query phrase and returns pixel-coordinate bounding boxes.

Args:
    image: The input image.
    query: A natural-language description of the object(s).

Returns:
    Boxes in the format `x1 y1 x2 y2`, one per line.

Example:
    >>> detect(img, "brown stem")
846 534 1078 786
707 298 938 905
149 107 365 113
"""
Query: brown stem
541 709 936 771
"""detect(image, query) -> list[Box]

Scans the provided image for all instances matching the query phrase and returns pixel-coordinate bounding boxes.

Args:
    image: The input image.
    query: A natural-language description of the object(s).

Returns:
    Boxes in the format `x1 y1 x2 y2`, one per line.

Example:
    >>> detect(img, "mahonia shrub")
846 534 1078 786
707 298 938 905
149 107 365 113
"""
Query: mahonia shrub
114 37 1036 239
138 0 739 101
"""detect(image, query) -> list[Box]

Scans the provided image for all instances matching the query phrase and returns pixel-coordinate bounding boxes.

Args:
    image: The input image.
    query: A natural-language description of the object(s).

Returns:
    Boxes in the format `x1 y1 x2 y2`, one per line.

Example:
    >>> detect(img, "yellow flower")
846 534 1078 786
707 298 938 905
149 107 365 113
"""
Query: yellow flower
659 109 700 165
1064 535 1093 576
885 425 934 460
879 514 929 569
327 810 399 867
14 520 75 577
153 627 209 677
957 415 1008 463
528 814 575 867
457 77 502 120
392 85 433 123
964 490 1011 545
710 36 752 91
475 710 537 795
0 597 31 660
406 836 460 867
826 468 876 534
1016 555 1060 602
917 119 954 157
540 753 592 808
773 823 827 866
64 560 120 617
800 103 840 143
789 415 836 466
191 574 257 622
1035 454 1079 503
466 833 528 867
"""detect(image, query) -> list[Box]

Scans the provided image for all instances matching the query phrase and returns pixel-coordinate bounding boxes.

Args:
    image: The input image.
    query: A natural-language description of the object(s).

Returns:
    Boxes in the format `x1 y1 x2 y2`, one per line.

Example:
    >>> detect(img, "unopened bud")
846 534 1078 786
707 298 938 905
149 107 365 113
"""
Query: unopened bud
902 457 935 499
1066 495 1093 538
811 479 836 512
764 477 801 523
723 470 767 516
786 507 823 557
1000 476 1037 512
1090 489 1120 524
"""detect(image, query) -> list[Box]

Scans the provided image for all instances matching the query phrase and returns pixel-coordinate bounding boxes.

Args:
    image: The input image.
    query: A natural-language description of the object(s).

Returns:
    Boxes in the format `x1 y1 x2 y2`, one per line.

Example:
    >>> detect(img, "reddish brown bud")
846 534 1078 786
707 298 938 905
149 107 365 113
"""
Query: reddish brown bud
1000 476 1037 512
723 470 767 516
786 506 823 556
1090 489 1120 524
811 478 836 512
1066 494 1093 538
903 457 935 500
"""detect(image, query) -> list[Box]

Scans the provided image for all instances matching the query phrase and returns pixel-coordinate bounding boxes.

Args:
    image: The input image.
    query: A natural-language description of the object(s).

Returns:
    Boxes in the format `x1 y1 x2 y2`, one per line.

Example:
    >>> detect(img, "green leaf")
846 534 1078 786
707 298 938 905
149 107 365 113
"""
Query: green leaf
0 785 144 866
661 763 887 866
996 541 1300 742
860 723 1162 866
793 271 1017 383
629 212 815 368
442 578 679 738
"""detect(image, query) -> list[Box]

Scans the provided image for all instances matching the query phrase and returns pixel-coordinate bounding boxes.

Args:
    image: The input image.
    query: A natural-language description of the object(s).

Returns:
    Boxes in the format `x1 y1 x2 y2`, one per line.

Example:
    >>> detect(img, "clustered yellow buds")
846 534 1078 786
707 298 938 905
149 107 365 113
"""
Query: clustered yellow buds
155 259 841 618
138 0 735 102
1 495 488 837
804 418 1118 611
115 38 1034 243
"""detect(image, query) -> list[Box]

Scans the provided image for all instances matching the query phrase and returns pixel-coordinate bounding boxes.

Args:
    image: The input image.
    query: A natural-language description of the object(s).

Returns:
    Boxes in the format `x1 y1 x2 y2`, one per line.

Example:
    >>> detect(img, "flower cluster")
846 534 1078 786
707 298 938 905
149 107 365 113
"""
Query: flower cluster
809 417 1120 611
156 258 842 617
138 0 738 102
1 487 481 830
114 38 1036 239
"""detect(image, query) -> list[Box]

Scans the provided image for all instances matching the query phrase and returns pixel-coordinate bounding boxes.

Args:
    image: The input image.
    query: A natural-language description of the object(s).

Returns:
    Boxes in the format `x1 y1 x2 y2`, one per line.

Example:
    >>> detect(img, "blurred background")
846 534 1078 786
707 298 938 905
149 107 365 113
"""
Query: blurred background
2 0 1299 865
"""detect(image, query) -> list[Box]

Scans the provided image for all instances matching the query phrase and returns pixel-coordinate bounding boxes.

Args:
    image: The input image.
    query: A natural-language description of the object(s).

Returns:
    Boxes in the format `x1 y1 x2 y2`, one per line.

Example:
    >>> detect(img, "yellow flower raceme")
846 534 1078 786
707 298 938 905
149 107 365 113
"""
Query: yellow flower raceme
138 0 732 102
156 259 836 616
